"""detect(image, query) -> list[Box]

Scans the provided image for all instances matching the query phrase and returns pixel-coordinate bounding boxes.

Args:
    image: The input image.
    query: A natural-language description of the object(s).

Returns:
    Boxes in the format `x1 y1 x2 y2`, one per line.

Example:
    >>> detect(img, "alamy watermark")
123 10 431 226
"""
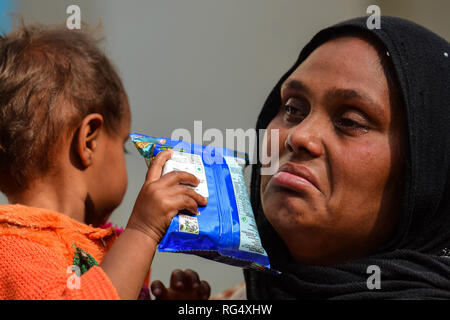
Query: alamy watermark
171 121 279 175
66 5 81 30
366 5 381 30
66 4 382 31
366 265 381 290
66 265 81 290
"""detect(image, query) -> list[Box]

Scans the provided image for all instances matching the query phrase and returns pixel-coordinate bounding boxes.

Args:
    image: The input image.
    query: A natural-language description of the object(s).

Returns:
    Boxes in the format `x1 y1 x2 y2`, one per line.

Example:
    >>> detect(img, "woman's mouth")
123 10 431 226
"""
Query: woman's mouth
270 163 321 194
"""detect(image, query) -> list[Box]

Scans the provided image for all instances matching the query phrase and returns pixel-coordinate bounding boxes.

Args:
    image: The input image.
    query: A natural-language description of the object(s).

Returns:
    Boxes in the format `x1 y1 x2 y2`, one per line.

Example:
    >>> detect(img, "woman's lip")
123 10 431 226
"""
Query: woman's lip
271 171 318 194
271 163 321 194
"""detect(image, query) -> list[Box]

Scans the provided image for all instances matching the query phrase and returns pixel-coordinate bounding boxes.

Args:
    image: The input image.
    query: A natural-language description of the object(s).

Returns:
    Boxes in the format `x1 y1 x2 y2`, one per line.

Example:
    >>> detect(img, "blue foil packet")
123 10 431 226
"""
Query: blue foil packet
130 133 275 274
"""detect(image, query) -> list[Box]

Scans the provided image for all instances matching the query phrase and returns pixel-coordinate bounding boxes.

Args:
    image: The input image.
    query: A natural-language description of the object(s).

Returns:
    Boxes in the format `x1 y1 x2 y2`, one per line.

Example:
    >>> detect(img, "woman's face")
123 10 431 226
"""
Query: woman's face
260 36 406 265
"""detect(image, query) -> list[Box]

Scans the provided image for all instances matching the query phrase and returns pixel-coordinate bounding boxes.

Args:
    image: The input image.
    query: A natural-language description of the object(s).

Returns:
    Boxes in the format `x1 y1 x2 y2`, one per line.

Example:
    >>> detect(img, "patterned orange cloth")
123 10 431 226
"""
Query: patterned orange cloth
0 204 120 300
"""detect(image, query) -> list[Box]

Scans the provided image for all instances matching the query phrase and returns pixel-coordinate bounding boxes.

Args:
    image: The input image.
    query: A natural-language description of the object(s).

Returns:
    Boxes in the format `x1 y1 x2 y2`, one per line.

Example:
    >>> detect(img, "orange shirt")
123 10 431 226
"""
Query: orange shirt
0 204 121 300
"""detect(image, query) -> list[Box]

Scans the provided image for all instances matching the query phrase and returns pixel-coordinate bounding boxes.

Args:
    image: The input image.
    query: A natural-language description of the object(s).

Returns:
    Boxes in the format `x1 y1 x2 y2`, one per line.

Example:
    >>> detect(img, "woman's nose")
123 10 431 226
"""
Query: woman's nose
285 117 324 158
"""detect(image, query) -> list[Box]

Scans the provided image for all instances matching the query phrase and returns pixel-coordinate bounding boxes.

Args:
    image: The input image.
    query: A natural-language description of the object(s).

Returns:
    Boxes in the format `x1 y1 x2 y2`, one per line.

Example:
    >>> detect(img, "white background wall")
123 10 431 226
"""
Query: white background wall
2 0 448 296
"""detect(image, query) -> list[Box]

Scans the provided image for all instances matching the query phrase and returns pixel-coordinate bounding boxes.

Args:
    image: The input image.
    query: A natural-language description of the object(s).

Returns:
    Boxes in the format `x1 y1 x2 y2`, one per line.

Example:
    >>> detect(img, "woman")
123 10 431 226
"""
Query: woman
244 16 450 299
152 16 449 300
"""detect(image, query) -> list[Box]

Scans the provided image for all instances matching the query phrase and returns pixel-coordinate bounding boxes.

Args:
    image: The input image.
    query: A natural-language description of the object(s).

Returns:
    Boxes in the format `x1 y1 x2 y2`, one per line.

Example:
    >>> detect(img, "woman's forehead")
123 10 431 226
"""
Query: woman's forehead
286 37 384 83
281 37 389 108
308 36 381 61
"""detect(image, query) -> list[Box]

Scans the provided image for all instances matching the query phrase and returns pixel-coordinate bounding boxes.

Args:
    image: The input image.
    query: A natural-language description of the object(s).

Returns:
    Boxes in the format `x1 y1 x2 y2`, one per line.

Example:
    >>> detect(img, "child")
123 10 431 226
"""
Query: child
0 23 210 300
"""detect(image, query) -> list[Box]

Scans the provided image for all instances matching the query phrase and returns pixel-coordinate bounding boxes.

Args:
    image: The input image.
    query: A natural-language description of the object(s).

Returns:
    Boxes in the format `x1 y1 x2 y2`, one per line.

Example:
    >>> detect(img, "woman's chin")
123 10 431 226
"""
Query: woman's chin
262 186 319 224
263 198 319 238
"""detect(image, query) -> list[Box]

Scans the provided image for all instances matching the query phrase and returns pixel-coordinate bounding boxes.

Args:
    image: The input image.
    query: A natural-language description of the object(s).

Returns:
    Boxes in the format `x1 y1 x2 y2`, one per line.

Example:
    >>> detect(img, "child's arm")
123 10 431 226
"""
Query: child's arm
100 150 208 300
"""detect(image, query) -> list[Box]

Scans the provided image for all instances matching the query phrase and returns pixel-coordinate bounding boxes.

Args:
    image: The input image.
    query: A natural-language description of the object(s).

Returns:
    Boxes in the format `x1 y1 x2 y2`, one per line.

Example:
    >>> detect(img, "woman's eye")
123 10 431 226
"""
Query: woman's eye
335 117 369 133
281 98 309 123
284 105 299 115
283 105 305 123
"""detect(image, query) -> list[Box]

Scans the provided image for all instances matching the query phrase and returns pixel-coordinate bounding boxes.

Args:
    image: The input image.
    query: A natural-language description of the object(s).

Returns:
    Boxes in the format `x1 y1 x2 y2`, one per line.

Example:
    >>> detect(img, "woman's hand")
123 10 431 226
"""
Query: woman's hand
151 269 211 300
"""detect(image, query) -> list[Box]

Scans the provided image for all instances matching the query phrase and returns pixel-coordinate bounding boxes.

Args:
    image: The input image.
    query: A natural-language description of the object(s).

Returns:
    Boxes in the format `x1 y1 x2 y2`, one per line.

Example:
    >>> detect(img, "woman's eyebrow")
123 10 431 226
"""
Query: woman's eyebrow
282 80 384 117
282 79 311 95
324 88 383 117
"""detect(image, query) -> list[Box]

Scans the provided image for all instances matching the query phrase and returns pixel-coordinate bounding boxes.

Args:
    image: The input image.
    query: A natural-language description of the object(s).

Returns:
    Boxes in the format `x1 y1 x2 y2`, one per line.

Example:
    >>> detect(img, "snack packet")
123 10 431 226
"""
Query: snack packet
130 133 275 273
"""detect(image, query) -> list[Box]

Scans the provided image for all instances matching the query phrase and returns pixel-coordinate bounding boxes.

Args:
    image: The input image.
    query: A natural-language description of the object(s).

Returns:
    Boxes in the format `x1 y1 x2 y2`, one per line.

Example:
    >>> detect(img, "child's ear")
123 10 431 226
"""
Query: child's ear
76 113 104 167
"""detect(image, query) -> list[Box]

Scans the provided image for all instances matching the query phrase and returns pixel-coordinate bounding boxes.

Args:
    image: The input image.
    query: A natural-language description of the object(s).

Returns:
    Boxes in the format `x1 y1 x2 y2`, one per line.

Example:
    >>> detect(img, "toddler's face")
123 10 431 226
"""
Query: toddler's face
87 108 131 226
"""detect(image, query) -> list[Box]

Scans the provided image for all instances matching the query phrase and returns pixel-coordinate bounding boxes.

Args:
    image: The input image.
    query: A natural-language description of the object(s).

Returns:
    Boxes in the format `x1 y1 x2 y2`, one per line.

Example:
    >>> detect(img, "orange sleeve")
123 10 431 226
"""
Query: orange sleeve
0 235 119 300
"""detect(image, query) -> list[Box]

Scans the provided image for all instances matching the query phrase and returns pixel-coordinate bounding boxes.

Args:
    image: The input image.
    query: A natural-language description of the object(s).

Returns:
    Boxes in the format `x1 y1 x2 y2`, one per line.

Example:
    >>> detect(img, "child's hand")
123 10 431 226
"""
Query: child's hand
151 269 211 300
127 150 208 244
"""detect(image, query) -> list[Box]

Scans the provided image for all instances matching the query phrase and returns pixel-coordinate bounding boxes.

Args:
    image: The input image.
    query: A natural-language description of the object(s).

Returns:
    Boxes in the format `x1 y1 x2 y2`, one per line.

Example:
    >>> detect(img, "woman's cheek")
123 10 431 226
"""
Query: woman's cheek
333 138 392 204
262 124 283 159
260 121 288 192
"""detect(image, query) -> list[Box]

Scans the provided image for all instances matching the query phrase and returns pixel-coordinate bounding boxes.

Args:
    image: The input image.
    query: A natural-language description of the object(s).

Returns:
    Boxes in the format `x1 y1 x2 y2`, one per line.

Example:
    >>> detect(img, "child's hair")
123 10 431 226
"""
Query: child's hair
0 23 129 195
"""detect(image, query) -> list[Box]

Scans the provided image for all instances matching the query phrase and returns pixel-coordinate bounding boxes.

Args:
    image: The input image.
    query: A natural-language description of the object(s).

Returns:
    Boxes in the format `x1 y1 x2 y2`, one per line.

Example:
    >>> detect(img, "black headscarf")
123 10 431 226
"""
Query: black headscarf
244 16 450 299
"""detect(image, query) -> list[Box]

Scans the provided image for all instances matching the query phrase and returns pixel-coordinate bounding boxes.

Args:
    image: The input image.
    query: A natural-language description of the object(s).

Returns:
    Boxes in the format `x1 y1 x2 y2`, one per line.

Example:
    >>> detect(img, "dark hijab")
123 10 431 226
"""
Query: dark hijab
244 16 450 299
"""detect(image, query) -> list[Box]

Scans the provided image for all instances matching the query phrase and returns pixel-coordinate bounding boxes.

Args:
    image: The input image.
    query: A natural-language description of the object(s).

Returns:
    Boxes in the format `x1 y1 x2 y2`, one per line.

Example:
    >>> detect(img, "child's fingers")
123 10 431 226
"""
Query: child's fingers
159 170 200 187
171 185 208 207
170 269 187 290
151 280 168 299
146 149 173 182
184 269 201 290
172 195 200 215
200 280 211 299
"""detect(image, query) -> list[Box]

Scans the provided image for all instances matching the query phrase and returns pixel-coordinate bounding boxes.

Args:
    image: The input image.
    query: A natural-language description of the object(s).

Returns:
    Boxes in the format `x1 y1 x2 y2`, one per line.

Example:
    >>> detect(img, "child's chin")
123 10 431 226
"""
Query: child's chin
84 208 112 227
